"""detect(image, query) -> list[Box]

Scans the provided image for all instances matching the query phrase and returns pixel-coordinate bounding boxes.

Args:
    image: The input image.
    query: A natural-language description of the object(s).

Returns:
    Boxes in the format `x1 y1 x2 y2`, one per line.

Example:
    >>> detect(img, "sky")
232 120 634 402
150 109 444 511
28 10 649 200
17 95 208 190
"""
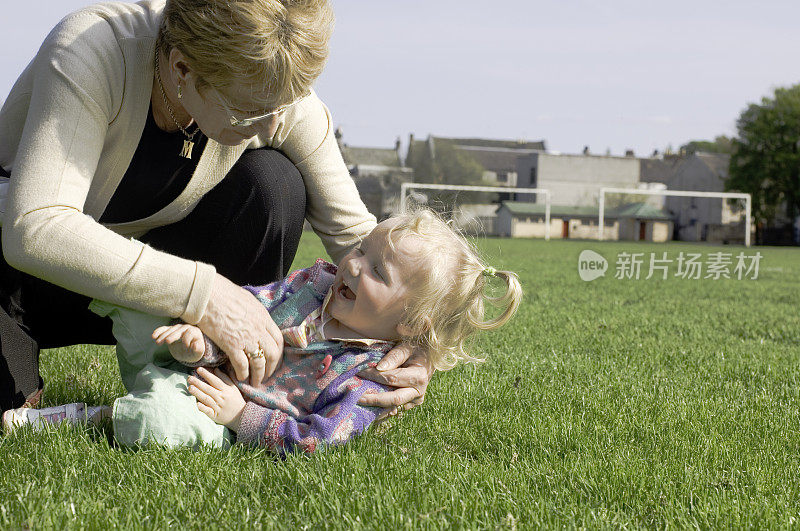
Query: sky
2 1 799 158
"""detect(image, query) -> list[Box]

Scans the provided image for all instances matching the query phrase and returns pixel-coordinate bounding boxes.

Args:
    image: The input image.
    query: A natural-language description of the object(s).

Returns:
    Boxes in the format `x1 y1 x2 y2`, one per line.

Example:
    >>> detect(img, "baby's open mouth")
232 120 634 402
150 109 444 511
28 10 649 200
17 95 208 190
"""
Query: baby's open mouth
338 283 356 301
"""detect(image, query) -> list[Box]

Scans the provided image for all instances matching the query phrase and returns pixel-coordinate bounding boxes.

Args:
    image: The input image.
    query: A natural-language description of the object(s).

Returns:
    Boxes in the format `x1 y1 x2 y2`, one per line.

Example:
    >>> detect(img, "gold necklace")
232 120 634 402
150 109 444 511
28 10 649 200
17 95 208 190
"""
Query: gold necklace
154 52 198 158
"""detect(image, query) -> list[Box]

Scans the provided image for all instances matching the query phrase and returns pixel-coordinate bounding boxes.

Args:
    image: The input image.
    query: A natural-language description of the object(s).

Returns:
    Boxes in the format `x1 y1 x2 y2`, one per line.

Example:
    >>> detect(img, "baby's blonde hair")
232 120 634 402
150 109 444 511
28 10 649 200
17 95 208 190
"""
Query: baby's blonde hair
159 0 334 108
387 209 522 371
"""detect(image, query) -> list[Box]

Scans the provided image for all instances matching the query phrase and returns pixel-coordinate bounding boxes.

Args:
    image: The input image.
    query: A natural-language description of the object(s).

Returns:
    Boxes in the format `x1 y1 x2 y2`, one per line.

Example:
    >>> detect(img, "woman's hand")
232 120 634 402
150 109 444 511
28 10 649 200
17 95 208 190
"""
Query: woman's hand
357 343 433 417
197 274 283 387
188 367 246 431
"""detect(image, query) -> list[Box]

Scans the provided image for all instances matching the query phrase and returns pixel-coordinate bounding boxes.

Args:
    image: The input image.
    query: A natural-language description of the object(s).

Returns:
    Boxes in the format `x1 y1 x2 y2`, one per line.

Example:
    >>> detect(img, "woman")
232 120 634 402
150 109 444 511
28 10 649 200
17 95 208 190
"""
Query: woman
0 0 430 414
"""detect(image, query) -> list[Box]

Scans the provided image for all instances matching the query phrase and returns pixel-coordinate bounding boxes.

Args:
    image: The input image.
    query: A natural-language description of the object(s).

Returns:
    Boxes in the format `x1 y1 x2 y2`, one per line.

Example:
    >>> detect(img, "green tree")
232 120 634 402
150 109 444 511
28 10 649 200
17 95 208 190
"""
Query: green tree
680 135 733 155
406 139 495 210
727 84 800 224
407 139 484 185
604 192 651 209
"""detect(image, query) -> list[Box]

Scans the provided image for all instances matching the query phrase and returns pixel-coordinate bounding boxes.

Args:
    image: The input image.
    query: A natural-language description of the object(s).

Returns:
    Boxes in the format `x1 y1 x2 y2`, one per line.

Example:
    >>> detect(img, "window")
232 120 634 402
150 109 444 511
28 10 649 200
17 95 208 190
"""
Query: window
529 167 538 188
496 172 508 183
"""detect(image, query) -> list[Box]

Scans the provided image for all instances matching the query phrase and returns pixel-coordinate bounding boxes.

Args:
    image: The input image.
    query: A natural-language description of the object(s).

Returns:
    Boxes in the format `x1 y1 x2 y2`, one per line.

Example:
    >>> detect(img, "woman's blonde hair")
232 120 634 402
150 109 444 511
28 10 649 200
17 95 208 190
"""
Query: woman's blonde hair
158 0 334 108
387 209 522 371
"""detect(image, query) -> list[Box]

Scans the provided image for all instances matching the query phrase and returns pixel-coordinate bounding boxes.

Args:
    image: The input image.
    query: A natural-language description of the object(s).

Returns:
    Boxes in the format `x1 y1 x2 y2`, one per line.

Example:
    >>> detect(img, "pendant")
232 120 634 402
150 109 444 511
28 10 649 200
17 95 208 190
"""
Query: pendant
180 139 194 159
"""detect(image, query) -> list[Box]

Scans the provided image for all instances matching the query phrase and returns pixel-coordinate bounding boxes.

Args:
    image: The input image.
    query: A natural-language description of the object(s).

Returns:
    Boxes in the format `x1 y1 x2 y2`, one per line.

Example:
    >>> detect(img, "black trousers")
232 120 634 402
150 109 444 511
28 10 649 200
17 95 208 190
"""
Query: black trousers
0 148 306 410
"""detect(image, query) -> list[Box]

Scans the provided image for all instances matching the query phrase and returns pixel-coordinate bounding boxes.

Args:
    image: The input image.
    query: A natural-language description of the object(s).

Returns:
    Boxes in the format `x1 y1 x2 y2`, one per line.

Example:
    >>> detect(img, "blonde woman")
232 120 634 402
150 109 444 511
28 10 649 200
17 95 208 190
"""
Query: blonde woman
0 0 430 415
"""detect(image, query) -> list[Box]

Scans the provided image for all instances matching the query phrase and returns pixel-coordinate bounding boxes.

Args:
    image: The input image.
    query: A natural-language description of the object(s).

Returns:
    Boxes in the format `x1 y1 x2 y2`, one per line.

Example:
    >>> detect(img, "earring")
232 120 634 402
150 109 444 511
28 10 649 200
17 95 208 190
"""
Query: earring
177 84 183 99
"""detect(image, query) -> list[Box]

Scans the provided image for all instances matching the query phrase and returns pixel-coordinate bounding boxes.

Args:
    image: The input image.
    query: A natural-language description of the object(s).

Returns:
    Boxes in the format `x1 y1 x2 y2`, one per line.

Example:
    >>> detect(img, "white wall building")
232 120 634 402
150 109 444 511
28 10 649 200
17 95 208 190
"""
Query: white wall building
516 152 640 206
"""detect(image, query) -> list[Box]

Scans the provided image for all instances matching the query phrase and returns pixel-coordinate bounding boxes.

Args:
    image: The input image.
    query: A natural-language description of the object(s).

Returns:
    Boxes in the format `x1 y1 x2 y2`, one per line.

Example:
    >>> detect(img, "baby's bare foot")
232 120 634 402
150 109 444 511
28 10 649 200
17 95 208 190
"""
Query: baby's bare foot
167 340 205 364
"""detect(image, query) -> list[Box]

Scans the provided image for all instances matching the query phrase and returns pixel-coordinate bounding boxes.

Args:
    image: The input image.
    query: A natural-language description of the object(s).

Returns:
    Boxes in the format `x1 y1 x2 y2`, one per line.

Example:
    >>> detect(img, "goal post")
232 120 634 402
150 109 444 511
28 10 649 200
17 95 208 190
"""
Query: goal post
399 183 553 240
598 187 752 247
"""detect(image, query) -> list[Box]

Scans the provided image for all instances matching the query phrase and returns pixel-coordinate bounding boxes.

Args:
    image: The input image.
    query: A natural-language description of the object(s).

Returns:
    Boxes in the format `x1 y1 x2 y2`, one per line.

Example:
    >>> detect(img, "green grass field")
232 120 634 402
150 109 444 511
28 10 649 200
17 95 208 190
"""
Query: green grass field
1 234 799 528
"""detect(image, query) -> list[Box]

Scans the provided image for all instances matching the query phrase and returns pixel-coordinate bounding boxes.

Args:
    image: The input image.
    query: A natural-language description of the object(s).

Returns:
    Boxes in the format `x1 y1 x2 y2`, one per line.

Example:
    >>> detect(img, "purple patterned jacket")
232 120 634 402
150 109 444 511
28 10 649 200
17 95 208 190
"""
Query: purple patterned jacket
188 260 391 454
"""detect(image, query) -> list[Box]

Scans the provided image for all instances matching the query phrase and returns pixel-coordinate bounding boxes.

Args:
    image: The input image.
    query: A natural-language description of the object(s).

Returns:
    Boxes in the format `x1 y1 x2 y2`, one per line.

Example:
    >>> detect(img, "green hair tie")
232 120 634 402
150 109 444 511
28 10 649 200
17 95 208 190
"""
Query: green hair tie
482 266 497 278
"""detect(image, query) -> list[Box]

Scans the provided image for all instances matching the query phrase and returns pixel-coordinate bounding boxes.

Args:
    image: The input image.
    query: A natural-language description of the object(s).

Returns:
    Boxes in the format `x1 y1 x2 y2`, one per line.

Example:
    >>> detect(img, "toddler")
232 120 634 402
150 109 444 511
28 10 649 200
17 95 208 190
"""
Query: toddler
4 210 522 453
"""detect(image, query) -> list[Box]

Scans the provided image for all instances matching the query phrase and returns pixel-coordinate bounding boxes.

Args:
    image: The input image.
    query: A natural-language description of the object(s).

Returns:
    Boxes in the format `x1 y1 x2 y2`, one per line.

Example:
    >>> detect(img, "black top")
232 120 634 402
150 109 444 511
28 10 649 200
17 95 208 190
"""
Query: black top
99 106 208 224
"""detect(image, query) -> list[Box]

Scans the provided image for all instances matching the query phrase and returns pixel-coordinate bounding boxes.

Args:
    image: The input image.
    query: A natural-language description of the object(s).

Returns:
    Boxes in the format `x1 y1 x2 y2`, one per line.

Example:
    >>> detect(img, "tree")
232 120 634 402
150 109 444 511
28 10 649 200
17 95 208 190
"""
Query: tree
406 138 484 186
727 84 800 225
406 138 495 211
680 135 733 155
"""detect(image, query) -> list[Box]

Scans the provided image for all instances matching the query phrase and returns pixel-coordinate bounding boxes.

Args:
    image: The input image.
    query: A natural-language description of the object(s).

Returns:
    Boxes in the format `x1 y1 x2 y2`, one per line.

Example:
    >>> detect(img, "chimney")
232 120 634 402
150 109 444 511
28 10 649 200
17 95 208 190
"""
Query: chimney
405 134 416 167
395 136 404 166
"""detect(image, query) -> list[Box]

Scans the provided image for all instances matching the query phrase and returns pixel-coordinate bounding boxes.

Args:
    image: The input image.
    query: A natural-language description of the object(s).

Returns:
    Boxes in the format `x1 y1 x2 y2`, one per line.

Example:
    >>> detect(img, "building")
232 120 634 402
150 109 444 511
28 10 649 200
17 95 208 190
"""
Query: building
510 149 743 243
401 134 744 244
515 151 640 206
613 202 674 242
496 201 673 242
641 152 746 243
406 135 546 189
496 202 617 240
336 128 413 219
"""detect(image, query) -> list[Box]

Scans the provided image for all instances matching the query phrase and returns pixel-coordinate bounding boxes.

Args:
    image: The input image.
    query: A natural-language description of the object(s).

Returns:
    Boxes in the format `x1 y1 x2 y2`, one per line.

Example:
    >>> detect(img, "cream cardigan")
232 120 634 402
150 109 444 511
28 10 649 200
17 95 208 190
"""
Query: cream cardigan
0 0 375 324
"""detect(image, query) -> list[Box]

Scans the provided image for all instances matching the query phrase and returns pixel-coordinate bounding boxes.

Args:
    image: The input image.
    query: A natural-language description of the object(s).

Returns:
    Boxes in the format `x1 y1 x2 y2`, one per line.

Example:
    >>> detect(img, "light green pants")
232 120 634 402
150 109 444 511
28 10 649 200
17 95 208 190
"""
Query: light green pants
90 300 233 448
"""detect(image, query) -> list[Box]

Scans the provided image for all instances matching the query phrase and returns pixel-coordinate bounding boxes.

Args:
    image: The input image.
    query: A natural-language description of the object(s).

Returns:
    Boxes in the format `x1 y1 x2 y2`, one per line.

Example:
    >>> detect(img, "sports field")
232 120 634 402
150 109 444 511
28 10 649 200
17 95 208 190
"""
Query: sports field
1 234 799 528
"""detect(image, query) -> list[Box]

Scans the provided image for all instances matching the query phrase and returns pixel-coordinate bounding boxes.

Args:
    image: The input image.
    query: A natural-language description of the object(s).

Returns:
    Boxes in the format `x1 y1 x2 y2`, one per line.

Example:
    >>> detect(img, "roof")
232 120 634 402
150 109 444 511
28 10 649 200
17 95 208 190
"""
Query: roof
640 152 730 189
695 152 730 179
340 146 401 167
456 147 530 173
640 157 680 185
498 201 673 220
498 202 602 218
433 136 546 151
404 138 429 166
430 136 546 173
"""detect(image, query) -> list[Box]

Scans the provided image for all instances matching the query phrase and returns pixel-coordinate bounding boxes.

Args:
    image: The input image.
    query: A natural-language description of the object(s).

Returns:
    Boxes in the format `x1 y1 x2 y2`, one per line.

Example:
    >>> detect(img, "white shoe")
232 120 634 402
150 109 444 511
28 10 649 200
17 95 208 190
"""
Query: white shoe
3 403 87 433
2 407 31 432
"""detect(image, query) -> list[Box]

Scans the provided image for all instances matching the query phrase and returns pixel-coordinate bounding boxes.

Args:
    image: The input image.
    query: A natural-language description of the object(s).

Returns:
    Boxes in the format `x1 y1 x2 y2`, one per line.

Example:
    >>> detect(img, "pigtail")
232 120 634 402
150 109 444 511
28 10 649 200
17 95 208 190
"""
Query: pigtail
470 269 522 331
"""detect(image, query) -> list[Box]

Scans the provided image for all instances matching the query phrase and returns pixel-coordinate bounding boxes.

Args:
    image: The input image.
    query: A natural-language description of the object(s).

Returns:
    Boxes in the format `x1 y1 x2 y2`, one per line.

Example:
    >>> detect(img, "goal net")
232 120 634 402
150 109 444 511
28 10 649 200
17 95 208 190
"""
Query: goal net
598 187 752 247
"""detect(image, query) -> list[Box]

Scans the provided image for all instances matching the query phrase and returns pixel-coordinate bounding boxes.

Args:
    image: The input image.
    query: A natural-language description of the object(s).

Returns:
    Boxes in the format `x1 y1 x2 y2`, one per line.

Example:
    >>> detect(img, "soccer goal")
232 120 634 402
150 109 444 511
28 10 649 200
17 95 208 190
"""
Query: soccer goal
399 183 552 240
597 187 752 247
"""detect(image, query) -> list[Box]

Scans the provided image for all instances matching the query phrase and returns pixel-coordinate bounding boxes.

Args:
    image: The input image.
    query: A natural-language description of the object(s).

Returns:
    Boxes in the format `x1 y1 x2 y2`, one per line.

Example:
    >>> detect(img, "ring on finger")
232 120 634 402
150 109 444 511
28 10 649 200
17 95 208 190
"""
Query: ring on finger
246 347 266 360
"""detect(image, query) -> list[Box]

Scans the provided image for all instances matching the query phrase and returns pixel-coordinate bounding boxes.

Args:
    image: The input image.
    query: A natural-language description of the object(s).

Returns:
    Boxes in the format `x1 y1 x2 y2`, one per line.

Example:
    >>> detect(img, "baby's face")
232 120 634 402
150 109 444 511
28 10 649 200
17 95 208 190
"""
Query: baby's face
328 219 419 341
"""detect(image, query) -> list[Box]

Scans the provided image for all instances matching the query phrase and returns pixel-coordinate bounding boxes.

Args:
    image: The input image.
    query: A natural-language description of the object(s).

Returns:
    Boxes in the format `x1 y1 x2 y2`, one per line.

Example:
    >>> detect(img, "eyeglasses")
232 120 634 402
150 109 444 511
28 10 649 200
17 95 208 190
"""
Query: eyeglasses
218 92 310 128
